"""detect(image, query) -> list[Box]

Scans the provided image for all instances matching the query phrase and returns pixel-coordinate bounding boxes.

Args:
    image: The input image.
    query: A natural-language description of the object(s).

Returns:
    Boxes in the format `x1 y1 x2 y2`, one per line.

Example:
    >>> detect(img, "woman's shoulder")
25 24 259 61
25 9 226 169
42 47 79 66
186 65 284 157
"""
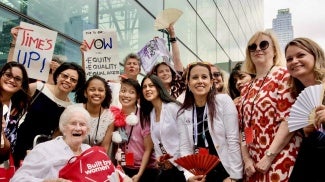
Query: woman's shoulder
164 101 181 109
214 93 232 102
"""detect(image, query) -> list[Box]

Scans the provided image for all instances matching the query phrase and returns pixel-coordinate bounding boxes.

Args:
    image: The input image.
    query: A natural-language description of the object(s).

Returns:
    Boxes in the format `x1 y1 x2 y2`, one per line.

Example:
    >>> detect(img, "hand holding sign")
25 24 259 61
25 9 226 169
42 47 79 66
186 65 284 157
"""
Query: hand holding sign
154 8 183 30
12 22 57 81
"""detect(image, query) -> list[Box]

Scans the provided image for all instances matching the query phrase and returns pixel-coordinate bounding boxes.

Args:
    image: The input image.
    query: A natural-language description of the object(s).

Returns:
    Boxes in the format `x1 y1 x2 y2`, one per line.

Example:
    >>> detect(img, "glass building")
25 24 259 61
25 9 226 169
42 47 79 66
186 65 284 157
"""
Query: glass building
0 0 264 73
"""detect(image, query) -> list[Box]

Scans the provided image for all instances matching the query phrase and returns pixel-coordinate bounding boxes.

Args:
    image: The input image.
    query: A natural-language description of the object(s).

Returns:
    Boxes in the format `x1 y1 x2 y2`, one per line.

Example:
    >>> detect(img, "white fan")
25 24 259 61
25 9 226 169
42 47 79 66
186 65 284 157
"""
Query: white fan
288 84 325 132
154 8 183 30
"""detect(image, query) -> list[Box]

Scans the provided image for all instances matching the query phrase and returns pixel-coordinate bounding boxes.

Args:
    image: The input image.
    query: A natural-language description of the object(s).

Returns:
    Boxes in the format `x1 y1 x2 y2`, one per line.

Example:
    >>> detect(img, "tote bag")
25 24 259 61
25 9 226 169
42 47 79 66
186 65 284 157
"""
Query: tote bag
0 154 15 182
59 146 123 182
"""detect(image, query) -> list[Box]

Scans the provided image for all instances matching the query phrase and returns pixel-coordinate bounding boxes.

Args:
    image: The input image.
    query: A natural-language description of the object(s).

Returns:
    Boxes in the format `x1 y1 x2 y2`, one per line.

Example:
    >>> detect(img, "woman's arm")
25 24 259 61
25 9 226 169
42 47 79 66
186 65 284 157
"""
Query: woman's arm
255 120 294 173
7 26 20 62
220 94 243 179
131 134 154 182
101 123 114 153
166 25 183 72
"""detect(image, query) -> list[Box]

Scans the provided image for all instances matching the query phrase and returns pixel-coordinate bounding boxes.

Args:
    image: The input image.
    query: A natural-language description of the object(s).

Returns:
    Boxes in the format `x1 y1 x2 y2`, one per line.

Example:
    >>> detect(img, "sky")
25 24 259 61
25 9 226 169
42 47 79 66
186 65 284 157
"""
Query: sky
264 0 325 49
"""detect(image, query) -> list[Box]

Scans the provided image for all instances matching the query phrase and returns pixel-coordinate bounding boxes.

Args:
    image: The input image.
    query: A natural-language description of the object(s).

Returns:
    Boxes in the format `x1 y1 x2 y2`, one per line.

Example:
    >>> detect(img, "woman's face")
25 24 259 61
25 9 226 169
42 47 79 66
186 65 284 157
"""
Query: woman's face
56 69 79 93
249 35 275 66
156 64 172 86
235 72 252 91
188 65 213 97
119 83 137 108
286 45 315 84
210 66 223 90
1 67 23 95
124 58 141 79
63 113 89 146
142 78 159 102
84 79 106 106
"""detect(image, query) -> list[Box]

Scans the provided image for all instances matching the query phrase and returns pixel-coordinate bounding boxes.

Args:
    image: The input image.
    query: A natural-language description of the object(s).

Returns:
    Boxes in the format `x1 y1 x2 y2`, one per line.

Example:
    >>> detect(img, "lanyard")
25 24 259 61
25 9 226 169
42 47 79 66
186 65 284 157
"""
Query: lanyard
193 104 208 147
240 65 274 131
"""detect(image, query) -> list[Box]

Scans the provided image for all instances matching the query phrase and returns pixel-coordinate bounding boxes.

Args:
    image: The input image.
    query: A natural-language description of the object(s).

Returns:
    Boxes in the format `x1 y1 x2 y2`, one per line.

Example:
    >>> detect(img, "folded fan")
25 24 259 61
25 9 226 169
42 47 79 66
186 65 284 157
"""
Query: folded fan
174 154 220 175
154 8 183 30
288 84 325 132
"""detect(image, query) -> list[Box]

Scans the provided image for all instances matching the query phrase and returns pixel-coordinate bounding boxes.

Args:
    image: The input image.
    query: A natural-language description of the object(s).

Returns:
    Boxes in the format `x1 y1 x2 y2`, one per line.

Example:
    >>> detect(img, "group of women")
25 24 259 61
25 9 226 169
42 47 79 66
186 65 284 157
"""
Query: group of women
1 24 325 182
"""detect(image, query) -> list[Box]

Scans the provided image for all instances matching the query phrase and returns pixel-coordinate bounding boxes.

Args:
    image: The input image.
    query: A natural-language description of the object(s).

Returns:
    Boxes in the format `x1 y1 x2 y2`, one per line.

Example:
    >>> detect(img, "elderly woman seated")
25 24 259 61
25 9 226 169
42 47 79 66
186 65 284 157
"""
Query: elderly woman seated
11 105 131 182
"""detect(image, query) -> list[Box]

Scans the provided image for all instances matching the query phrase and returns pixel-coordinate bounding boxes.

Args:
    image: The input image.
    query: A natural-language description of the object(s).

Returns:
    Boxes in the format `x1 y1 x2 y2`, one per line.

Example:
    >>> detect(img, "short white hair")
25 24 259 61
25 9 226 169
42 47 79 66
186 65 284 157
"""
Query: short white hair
59 105 91 132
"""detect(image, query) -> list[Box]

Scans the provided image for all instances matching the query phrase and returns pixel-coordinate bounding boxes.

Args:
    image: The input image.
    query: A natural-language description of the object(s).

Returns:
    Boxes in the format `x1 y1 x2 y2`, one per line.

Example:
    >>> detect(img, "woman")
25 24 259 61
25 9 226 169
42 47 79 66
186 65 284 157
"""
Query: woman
139 74 185 182
11 105 131 182
150 25 186 99
178 62 242 182
285 37 325 182
238 30 301 181
112 78 157 182
228 62 254 101
0 62 30 165
13 62 86 166
74 75 114 153
210 64 228 94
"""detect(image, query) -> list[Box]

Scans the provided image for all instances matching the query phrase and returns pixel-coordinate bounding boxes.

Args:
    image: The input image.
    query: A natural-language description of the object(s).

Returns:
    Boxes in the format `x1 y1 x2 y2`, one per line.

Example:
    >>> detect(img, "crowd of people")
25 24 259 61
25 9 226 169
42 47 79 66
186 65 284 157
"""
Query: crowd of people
1 23 325 182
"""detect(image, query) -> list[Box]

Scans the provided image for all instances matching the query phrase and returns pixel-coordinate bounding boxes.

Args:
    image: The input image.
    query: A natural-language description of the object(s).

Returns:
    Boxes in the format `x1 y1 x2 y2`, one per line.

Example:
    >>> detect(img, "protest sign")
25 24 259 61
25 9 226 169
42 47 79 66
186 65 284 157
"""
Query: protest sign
138 37 173 73
12 22 57 81
83 29 120 80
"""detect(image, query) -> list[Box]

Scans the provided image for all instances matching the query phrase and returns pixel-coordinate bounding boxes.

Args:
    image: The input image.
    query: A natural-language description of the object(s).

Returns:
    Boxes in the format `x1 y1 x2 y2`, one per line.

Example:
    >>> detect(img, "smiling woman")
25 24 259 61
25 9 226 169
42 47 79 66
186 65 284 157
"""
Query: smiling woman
11 105 92 181
0 62 30 180
74 75 114 154
13 62 86 167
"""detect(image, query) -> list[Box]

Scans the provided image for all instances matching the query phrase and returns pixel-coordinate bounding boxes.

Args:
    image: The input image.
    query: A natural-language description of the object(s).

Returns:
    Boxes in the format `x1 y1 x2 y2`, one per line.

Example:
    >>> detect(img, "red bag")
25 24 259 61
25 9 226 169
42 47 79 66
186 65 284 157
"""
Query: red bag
59 146 124 182
0 154 15 182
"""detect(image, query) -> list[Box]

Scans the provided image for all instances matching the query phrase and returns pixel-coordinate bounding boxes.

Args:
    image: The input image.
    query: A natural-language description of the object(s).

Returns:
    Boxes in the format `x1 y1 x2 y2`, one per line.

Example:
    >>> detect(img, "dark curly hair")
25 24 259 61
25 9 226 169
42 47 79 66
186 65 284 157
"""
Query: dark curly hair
74 75 112 108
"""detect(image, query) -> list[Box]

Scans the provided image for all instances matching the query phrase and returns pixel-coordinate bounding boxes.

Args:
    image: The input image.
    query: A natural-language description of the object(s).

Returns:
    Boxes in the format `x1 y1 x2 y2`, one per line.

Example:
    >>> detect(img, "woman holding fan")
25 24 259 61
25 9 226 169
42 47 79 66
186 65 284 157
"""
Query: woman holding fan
285 37 325 182
177 62 242 182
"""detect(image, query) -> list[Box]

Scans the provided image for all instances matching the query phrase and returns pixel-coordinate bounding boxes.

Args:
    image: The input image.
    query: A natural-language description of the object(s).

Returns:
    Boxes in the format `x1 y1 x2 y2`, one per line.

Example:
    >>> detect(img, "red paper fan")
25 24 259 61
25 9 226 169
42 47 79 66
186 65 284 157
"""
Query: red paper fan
174 154 220 175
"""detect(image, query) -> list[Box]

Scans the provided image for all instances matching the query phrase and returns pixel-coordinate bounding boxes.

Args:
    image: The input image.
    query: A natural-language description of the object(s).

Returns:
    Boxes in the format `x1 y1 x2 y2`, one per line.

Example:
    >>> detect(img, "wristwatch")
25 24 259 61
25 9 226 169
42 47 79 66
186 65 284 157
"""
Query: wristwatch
265 150 276 157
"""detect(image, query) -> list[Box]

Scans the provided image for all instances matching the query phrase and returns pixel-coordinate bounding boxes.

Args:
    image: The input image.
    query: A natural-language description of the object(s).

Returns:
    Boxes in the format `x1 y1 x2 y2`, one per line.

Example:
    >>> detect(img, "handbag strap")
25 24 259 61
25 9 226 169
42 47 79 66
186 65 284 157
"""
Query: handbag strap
17 82 45 122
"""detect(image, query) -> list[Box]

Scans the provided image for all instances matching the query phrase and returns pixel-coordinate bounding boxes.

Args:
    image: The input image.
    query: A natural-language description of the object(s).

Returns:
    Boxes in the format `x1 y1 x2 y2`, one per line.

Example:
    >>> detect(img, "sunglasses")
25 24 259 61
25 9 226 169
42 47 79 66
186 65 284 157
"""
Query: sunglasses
212 72 222 78
248 40 270 52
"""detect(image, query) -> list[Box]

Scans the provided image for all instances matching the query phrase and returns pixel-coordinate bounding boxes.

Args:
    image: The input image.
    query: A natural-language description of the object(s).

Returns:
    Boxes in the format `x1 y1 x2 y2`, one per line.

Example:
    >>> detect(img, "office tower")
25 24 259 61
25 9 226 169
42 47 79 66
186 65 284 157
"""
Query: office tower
272 8 294 50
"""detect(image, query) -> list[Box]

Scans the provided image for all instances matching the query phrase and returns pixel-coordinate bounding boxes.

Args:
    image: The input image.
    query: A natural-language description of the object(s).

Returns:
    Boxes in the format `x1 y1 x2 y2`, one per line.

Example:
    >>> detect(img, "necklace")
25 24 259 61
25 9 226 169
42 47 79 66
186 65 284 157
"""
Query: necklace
240 65 274 130
85 104 101 145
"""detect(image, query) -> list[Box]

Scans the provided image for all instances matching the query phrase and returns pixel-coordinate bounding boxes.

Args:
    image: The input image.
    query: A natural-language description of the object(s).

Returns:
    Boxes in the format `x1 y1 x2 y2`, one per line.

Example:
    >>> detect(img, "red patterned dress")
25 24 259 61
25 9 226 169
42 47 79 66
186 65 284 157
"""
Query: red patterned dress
237 67 302 182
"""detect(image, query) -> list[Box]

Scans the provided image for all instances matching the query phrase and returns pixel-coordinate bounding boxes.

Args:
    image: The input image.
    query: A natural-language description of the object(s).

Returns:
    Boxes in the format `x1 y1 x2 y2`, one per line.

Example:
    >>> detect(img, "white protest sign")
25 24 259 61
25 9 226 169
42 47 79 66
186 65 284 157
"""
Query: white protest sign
83 29 120 80
12 22 57 81
138 38 173 73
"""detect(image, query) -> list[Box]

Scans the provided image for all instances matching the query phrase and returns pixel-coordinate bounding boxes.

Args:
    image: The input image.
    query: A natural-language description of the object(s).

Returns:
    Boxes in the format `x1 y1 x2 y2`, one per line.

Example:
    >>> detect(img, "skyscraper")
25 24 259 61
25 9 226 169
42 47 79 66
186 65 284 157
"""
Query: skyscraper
272 8 294 50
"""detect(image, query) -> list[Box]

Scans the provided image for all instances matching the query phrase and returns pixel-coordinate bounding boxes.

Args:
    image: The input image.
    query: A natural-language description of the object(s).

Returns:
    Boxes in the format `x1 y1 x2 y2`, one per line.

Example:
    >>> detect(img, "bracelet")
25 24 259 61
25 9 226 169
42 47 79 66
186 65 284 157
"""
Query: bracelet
10 42 15 48
169 37 177 43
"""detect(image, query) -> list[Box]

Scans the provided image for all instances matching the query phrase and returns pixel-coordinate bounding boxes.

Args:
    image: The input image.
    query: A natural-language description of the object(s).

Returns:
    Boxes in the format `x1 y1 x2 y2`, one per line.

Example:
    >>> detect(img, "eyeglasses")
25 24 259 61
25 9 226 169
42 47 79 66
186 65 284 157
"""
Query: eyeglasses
2 72 22 84
212 72 222 78
60 73 78 84
248 40 270 52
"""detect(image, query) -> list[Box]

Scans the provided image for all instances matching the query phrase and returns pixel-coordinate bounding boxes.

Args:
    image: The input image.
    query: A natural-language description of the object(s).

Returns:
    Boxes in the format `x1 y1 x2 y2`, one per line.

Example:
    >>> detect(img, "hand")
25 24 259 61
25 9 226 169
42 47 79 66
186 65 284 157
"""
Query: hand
11 26 21 42
166 24 176 37
255 154 273 174
188 175 206 182
131 173 141 182
315 105 325 129
80 40 88 53
50 61 61 73
243 157 256 177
